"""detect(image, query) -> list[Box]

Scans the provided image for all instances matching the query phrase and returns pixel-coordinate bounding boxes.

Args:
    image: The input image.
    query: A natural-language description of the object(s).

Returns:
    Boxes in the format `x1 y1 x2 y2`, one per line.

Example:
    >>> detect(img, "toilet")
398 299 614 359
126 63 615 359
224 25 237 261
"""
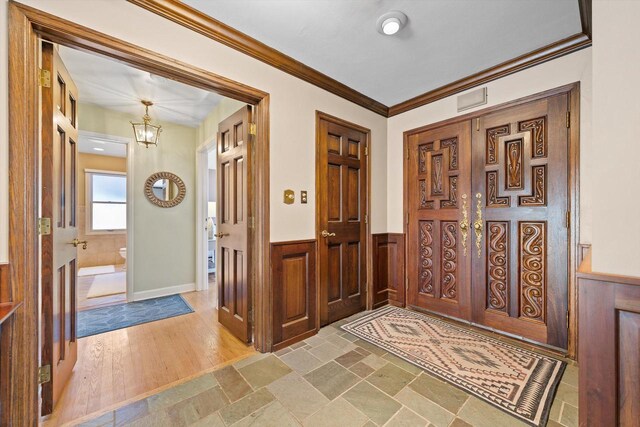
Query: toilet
119 247 127 268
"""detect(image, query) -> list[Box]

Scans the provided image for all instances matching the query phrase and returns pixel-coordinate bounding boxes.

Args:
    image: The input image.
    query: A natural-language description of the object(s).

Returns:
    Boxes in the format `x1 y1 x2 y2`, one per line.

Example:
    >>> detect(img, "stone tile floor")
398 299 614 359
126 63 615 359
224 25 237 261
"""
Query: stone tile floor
77 312 579 427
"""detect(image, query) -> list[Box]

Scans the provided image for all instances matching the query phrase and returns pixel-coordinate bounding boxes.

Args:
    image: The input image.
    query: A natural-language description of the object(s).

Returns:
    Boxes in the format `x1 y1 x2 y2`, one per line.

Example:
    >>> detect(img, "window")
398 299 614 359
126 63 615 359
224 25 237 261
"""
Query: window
86 170 126 232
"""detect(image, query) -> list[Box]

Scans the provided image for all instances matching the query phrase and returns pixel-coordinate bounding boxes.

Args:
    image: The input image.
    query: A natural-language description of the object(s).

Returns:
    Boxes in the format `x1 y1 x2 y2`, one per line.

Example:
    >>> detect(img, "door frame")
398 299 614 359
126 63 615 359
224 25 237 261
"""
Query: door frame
402 83 580 359
6 2 271 423
315 111 373 324
195 137 216 292
77 130 135 301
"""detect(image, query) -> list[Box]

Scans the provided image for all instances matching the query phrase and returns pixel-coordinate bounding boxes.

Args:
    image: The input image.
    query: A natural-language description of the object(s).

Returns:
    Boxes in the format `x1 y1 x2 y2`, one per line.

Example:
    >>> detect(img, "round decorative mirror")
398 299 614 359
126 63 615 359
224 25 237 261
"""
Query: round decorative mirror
144 172 186 208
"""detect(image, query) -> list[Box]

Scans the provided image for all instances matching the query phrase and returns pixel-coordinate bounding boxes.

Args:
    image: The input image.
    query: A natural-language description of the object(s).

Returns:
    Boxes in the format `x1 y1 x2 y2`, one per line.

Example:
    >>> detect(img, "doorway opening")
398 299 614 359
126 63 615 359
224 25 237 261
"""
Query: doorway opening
76 130 131 311
6 3 271 425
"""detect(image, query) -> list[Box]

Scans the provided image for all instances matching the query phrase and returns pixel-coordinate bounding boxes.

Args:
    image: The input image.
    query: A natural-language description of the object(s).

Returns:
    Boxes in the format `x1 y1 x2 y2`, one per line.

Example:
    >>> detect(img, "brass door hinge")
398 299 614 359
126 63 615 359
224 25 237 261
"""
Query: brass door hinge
39 69 51 88
476 118 480 131
249 123 257 136
39 365 51 384
38 217 51 236
566 311 570 329
405 212 409 225
566 211 570 228
566 111 570 128
364 214 368 224
406 147 409 160
364 146 368 156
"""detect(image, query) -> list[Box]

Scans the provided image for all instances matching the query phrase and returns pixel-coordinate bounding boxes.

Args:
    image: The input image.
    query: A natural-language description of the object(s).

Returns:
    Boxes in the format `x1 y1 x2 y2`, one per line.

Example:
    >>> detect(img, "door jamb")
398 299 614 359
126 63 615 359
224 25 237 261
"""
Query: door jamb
402 82 580 359
315 111 373 327
195 137 216 292
7 2 271 423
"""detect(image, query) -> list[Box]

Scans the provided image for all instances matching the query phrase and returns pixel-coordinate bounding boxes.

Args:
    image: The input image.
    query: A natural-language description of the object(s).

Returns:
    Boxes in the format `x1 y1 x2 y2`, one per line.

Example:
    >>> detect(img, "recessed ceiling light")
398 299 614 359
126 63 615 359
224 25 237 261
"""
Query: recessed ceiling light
93 147 105 152
377 11 407 36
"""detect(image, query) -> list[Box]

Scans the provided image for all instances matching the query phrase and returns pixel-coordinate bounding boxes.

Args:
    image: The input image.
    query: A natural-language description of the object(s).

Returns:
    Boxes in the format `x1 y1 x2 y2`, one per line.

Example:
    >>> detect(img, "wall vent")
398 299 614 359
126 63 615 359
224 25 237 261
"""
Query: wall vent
457 87 487 112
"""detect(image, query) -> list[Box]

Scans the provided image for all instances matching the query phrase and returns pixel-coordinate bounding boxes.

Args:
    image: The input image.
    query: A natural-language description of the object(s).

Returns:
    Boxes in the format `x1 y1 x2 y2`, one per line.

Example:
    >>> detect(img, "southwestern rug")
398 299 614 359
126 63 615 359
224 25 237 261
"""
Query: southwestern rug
341 306 566 427
77 294 194 338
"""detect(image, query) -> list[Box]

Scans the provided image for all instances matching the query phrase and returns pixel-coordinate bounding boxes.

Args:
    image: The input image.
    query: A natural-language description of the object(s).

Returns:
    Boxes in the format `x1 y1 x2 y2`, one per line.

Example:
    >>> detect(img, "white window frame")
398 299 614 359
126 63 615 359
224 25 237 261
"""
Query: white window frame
85 168 127 235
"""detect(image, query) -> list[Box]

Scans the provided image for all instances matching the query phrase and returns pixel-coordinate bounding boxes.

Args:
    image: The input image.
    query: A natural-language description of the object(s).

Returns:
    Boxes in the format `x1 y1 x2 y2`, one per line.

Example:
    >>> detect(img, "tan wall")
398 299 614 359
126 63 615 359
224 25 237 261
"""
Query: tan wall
591 0 640 276
77 153 127 268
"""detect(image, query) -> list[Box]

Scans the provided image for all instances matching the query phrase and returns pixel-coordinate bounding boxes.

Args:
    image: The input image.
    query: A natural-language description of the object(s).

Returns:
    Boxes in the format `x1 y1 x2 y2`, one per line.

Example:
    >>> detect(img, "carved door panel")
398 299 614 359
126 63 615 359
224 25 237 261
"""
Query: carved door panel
471 95 569 349
41 43 80 415
317 116 368 326
406 121 472 320
217 106 252 343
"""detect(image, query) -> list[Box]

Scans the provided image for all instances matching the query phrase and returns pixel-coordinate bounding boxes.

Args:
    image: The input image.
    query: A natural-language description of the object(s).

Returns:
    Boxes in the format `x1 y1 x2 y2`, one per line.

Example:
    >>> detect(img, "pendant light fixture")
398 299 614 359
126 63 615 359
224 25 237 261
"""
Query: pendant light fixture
131 100 162 148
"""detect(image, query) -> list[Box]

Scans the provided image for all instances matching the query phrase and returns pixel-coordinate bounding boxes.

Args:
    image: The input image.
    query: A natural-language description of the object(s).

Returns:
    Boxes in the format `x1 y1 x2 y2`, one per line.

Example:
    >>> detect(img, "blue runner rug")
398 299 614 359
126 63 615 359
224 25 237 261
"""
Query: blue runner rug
77 294 194 338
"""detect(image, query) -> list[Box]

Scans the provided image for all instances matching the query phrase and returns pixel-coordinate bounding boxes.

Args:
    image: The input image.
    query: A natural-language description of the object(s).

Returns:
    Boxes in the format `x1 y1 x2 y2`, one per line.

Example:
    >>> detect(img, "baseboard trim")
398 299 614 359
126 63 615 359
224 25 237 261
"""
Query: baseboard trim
132 283 195 301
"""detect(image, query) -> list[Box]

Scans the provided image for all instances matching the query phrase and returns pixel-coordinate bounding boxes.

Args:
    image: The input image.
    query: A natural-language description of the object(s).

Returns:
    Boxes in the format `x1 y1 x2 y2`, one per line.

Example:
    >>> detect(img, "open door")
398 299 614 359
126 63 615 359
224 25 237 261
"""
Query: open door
216 106 252 343
40 42 82 416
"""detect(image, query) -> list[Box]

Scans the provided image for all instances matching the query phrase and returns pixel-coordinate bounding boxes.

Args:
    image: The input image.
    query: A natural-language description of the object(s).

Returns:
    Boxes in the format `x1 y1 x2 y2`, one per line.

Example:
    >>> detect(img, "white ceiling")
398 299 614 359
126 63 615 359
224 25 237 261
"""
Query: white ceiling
58 46 223 127
183 0 582 105
78 131 128 158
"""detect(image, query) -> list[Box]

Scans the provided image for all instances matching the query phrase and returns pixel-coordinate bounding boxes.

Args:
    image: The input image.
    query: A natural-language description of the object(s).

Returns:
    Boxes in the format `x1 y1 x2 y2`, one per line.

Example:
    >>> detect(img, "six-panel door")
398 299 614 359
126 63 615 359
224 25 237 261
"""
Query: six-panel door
317 115 368 326
217 106 252 343
40 42 80 415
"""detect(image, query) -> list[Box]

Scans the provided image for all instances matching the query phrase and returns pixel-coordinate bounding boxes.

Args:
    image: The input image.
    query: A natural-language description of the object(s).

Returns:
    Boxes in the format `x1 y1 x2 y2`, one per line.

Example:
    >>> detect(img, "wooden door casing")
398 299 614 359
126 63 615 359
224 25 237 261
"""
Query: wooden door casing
41 42 79 416
217 106 252 343
471 95 569 349
317 113 369 326
406 121 472 320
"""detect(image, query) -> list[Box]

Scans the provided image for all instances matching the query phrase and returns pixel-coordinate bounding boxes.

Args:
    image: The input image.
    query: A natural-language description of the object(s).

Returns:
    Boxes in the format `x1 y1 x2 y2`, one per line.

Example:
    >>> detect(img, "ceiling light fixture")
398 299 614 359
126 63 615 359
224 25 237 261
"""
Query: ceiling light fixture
377 11 407 36
131 100 162 148
93 147 105 152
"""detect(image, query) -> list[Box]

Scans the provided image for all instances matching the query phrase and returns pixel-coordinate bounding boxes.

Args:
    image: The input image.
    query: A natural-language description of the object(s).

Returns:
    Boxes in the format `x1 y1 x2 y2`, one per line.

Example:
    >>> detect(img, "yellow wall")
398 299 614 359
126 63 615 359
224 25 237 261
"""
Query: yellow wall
76 153 127 268
78 153 126 205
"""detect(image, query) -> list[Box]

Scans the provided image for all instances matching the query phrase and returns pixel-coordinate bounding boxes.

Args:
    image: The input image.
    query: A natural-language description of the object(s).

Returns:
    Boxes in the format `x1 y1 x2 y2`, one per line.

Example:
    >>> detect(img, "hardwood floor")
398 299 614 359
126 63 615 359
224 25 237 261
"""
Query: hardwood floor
78 266 127 311
43 287 255 426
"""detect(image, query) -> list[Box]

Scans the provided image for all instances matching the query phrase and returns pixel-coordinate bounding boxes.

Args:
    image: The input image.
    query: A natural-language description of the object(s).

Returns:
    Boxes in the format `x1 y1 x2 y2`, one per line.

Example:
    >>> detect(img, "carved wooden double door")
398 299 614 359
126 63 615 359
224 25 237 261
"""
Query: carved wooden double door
406 93 570 350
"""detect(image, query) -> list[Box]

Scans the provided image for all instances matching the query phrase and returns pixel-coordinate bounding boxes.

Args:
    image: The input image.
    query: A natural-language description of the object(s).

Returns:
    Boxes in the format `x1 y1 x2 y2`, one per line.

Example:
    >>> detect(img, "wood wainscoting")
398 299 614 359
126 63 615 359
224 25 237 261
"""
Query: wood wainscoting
577 251 640 426
271 240 318 351
372 233 405 308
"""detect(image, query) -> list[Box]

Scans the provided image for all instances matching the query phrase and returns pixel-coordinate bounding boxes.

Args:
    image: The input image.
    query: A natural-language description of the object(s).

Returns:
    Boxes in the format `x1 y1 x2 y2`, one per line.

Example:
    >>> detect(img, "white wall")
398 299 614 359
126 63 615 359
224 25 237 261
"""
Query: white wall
387 49 593 247
0 0 388 252
591 0 640 277
80 103 198 295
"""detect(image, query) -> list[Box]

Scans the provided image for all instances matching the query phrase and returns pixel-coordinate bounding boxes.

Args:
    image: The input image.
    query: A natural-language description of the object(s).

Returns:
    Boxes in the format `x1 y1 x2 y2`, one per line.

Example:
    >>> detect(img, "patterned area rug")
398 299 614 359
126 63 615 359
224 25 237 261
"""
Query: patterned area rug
342 306 565 427
78 294 194 338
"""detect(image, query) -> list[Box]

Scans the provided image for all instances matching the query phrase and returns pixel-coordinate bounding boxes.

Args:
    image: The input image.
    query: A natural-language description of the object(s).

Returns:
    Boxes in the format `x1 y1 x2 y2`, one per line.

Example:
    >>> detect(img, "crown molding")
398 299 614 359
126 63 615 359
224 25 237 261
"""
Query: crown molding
388 33 591 117
126 0 389 117
128 0 592 119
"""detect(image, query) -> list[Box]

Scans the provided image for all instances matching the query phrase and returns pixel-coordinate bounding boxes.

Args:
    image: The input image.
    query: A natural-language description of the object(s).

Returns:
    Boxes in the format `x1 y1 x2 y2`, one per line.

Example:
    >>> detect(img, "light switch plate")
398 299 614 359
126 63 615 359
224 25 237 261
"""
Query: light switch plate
301 191 308 204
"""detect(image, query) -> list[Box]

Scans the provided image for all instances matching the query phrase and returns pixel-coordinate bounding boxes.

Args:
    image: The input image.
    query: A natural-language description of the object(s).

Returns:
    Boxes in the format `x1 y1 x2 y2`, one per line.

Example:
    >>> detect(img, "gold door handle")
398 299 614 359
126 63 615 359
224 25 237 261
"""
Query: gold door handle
320 230 336 238
460 194 469 256
214 232 229 238
474 193 483 258
69 239 88 250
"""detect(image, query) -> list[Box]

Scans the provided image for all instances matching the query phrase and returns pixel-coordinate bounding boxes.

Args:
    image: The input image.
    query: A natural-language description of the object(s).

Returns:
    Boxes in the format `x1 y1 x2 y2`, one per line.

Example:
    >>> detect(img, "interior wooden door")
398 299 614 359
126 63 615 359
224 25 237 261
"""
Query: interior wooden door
217 106 252 343
406 121 472 320
40 42 80 416
471 95 569 349
317 114 368 326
